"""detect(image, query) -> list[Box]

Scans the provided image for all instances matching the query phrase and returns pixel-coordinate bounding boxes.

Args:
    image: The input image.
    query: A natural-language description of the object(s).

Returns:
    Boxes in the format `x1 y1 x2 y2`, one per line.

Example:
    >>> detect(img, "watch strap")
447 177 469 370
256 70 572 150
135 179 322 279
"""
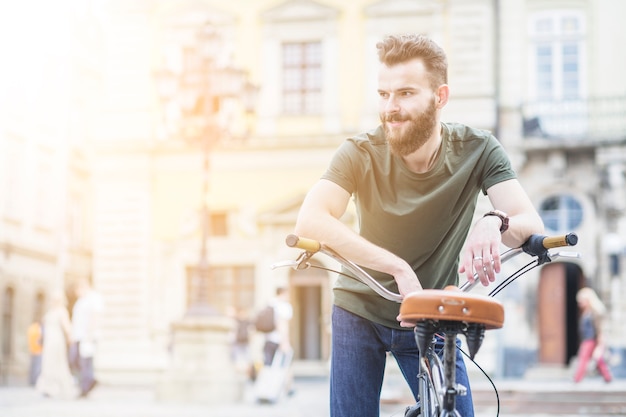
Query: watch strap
483 210 509 233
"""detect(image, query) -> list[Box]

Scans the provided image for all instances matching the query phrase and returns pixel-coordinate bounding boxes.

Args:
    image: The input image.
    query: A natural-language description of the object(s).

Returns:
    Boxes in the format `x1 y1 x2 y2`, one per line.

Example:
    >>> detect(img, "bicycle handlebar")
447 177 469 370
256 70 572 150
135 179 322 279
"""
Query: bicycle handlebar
285 234 320 252
280 232 579 301
285 233 404 302
522 233 578 256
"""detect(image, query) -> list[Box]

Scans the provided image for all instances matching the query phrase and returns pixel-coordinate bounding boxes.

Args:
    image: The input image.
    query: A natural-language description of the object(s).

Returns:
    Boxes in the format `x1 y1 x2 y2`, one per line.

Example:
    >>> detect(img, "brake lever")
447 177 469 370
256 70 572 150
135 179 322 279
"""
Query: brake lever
271 250 315 270
270 260 313 270
549 251 581 260
270 260 300 270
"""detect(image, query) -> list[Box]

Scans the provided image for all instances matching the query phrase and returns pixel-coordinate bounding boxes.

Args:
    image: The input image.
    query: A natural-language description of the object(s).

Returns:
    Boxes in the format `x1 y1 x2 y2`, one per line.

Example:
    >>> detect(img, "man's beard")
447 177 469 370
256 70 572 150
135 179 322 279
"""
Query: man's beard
382 98 438 157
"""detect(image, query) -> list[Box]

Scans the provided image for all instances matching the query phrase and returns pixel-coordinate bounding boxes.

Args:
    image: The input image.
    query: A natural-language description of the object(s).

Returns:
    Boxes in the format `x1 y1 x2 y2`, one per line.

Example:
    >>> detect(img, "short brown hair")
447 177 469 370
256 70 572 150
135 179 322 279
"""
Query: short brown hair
376 34 448 90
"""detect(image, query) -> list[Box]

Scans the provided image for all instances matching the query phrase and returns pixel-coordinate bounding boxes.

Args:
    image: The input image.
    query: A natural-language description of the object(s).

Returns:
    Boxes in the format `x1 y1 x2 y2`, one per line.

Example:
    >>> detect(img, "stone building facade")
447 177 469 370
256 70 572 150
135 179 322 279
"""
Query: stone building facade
1 0 625 385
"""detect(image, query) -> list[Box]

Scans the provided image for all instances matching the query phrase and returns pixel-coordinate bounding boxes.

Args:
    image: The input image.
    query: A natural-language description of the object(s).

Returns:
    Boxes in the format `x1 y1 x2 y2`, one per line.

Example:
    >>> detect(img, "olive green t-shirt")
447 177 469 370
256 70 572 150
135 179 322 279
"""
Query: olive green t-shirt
322 122 516 329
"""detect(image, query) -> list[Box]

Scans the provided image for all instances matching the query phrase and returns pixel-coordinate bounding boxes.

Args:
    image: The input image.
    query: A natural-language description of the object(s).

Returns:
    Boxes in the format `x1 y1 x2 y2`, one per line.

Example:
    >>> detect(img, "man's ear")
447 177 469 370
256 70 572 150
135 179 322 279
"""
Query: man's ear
436 84 450 108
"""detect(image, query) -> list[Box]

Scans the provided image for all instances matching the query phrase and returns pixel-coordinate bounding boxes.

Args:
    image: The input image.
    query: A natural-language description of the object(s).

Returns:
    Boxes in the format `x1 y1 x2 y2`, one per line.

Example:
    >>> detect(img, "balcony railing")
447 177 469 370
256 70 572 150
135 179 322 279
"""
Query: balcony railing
523 96 626 143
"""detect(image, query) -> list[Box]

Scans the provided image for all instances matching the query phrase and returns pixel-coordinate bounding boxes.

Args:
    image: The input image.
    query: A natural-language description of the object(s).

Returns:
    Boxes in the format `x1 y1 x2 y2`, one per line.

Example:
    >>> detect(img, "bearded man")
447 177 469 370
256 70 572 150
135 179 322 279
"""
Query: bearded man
293 34 544 417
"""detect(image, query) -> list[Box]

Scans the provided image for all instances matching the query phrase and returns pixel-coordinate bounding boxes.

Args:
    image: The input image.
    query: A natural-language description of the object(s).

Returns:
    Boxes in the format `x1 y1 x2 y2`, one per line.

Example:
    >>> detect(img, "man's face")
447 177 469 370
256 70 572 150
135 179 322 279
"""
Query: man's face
378 59 440 156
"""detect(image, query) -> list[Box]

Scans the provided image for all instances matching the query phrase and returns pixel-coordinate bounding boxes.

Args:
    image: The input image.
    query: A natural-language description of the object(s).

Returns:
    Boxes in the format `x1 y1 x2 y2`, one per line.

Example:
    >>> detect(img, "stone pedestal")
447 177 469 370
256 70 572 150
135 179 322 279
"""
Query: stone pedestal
156 315 244 404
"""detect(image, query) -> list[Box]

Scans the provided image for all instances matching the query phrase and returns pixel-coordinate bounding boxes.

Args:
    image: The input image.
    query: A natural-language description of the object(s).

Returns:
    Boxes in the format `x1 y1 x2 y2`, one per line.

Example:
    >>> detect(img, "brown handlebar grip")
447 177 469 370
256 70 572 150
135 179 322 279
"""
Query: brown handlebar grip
285 234 321 252
542 233 578 249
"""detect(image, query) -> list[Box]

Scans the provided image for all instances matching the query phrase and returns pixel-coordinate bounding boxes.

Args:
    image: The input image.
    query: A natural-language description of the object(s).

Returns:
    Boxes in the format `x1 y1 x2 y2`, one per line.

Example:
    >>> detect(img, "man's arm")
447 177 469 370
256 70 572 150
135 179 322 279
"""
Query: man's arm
459 179 545 285
294 179 422 297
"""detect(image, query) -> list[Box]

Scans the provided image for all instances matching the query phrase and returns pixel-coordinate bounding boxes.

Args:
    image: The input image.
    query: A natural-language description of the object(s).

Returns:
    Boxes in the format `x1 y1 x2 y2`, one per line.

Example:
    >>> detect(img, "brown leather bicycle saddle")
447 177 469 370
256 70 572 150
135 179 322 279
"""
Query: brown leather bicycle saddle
399 286 504 329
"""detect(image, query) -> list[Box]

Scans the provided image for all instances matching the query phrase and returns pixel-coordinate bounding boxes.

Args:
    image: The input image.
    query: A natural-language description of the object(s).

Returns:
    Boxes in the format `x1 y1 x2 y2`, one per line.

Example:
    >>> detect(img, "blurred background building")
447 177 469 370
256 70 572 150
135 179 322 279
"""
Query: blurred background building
1 0 625 387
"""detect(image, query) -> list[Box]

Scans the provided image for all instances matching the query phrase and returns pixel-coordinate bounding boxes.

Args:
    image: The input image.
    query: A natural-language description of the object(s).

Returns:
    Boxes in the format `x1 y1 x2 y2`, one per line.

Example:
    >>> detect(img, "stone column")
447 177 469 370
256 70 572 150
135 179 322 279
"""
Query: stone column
156 315 244 404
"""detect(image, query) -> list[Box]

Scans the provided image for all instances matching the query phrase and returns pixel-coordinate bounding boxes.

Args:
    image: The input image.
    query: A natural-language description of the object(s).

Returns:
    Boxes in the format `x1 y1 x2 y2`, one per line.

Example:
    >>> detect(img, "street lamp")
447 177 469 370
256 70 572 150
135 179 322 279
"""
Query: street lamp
155 22 257 317
154 21 257 405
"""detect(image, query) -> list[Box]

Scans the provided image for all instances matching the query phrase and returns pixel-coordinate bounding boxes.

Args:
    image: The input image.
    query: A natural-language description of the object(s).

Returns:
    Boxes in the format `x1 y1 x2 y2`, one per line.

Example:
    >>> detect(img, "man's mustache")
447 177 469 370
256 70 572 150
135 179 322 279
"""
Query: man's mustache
382 114 410 123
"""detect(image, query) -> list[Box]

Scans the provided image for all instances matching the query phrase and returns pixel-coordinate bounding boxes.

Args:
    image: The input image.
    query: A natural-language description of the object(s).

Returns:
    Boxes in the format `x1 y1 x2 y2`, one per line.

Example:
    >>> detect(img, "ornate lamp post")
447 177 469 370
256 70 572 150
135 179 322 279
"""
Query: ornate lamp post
155 23 257 317
154 21 257 404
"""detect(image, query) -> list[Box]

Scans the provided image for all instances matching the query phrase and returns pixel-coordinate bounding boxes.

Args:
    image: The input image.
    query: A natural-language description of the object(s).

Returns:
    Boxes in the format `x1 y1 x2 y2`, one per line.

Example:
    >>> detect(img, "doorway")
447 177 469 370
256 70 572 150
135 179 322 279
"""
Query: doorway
537 262 584 365
289 263 331 362
295 285 321 359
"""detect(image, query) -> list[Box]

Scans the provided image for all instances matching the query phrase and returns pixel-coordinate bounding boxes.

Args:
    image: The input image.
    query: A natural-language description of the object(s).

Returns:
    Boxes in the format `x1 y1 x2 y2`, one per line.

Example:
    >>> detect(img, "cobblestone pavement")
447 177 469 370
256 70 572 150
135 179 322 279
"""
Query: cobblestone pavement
1 376 625 417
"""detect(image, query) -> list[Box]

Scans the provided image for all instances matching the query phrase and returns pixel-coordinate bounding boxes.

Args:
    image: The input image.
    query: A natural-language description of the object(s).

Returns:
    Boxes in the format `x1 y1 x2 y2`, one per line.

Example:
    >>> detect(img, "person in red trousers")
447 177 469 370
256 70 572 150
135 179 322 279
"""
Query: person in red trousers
573 287 612 383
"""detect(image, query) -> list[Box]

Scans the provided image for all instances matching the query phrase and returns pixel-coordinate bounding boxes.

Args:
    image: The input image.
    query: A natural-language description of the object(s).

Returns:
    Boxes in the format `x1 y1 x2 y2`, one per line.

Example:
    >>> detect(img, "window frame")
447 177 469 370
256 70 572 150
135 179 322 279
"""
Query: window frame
527 10 587 102
186 264 255 313
281 40 323 115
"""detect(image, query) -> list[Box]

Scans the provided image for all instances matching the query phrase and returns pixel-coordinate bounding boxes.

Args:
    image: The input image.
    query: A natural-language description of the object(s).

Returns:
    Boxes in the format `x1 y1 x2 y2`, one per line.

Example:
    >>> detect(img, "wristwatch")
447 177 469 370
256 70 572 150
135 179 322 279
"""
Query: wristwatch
483 210 509 233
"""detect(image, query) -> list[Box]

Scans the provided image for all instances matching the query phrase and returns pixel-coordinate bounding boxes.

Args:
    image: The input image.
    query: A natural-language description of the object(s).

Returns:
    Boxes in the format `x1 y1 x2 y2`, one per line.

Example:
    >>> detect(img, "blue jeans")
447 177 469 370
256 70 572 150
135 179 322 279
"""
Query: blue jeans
330 305 474 417
28 355 42 386
69 342 96 395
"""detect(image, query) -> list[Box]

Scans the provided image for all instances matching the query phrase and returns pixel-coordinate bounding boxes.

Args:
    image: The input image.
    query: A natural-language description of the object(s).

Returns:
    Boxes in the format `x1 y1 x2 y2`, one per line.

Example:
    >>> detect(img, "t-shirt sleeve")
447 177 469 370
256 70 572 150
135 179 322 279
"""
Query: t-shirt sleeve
480 135 517 194
321 139 363 195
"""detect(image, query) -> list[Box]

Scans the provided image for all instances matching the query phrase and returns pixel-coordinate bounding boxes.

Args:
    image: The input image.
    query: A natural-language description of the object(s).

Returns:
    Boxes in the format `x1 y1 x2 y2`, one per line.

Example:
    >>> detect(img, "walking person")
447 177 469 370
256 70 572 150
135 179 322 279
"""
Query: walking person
573 287 612 383
262 287 293 367
69 278 104 397
27 316 43 386
254 286 295 402
293 33 544 417
35 290 76 398
230 307 254 379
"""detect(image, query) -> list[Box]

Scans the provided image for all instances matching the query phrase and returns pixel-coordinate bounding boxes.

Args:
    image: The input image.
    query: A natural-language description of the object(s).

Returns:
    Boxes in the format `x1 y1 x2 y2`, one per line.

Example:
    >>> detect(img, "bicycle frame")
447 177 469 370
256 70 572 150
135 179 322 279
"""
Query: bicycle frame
273 233 579 417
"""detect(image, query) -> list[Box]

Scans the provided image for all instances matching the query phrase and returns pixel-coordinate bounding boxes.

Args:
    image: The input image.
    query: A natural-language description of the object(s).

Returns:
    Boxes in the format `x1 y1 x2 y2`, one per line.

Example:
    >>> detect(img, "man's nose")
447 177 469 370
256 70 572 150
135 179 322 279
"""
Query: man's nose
384 96 400 113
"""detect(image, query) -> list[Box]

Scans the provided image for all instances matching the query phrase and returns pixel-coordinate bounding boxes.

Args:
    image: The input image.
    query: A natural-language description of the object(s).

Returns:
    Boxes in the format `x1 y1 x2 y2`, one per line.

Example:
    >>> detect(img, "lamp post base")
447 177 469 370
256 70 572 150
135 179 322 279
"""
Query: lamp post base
156 314 244 404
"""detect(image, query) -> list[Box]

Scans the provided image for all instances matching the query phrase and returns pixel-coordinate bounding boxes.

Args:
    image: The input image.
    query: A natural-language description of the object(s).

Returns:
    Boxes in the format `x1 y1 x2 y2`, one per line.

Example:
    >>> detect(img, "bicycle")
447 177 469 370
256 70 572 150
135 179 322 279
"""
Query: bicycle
272 232 579 417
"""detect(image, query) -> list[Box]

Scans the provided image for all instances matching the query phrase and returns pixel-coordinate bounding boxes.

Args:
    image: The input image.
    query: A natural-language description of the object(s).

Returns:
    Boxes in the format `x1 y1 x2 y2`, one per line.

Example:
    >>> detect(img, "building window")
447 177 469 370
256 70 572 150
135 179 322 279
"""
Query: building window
282 41 322 115
35 156 55 230
529 11 585 101
2 287 14 358
67 192 87 249
539 194 583 232
187 265 255 313
526 10 587 138
34 292 45 322
210 212 228 237
3 139 25 220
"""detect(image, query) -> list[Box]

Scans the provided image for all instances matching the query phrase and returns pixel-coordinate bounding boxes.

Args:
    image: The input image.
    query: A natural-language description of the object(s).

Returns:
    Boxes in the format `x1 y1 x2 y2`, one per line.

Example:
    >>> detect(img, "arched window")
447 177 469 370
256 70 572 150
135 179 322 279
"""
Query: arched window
539 194 583 232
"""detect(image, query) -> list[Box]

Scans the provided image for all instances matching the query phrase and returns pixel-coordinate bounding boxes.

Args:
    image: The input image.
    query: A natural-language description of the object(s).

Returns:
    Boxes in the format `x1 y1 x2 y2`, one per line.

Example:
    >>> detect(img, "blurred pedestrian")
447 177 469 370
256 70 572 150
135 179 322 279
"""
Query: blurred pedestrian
27 316 43 386
230 308 254 379
35 290 76 398
573 287 612 383
259 286 294 398
69 278 104 397
262 287 293 366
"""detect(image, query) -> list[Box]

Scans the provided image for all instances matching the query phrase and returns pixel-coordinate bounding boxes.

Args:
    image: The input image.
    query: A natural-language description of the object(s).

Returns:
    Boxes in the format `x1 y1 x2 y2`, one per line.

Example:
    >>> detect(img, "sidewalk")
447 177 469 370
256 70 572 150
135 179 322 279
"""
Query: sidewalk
1 376 625 417
2 377 327 417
